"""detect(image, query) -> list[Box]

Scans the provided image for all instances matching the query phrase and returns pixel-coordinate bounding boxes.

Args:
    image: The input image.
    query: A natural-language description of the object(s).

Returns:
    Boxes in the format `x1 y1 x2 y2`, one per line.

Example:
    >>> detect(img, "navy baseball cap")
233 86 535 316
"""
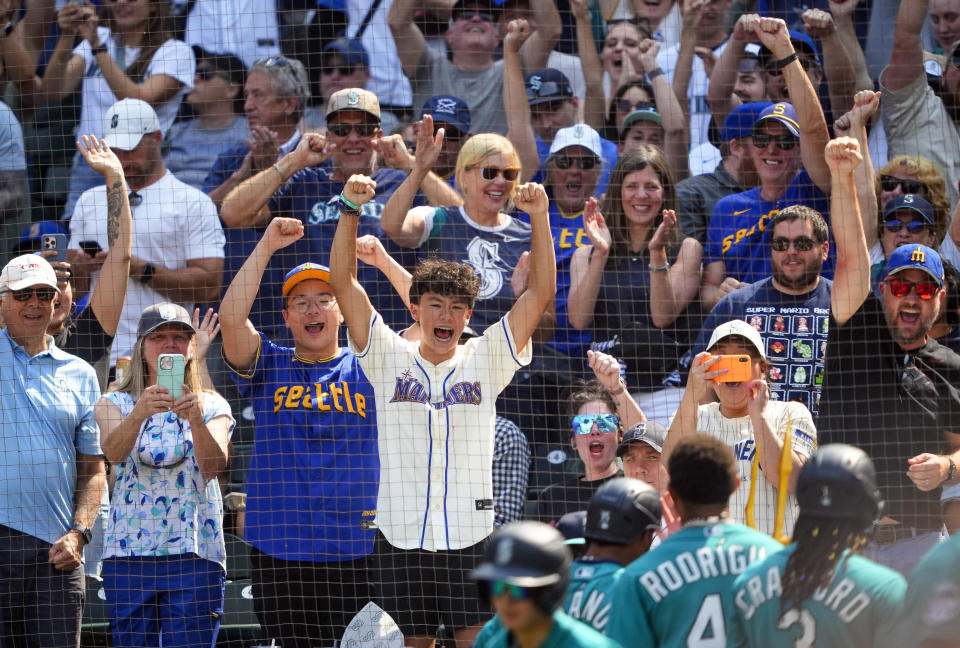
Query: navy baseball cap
12 220 67 253
283 262 332 297
556 510 586 545
883 194 935 224
721 102 773 142
422 95 471 136
753 102 800 138
323 38 369 68
525 69 574 106
885 244 945 286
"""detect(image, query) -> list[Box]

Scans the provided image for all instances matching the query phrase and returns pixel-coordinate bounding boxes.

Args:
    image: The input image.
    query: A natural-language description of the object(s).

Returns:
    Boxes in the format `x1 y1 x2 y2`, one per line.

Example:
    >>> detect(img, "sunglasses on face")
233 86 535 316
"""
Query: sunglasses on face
10 286 57 302
771 236 817 252
196 67 229 82
128 191 143 207
326 121 379 137
883 219 929 234
764 57 816 76
453 9 494 21
322 65 357 77
614 99 656 114
475 166 520 181
751 132 798 150
490 580 531 599
879 175 927 195
884 278 939 300
571 413 619 435
552 155 598 171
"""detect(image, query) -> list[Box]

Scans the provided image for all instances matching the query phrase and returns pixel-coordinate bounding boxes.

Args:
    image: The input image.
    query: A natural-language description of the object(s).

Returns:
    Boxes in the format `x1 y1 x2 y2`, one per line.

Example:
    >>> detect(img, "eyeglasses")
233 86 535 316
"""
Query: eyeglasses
322 65 357 77
879 175 927 195
885 278 939 300
771 236 818 252
899 355 939 418
490 580 531 599
473 166 520 181
453 9 494 21
571 413 619 435
552 155 598 171
526 82 572 101
137 414 188 470
288 296 338 313
751 132 798 150
10 286 57 302
326 121 379 137
764 57 816 76
196 67 228 82
128 191 143 207
883 219 929 234
614 99 656 114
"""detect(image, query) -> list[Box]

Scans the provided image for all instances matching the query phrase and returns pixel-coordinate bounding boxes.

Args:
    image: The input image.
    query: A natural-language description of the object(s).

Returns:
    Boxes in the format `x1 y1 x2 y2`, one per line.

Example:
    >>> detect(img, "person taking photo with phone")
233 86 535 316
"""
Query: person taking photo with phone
93 302 233 647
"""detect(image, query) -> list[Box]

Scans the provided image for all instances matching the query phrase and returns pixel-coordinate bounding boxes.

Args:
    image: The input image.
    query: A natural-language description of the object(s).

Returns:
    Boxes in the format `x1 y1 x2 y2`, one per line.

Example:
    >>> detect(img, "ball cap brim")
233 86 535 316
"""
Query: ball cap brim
283 262 332 297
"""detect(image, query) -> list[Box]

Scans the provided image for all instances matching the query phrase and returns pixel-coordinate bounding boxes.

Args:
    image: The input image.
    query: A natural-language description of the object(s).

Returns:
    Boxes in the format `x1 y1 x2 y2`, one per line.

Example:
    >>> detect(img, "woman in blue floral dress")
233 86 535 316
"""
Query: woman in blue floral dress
94 302 233 647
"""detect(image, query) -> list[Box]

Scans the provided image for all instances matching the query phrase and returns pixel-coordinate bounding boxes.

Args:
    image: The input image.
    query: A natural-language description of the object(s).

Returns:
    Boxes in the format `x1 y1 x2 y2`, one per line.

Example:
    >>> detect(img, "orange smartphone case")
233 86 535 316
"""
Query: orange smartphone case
701 354 752 382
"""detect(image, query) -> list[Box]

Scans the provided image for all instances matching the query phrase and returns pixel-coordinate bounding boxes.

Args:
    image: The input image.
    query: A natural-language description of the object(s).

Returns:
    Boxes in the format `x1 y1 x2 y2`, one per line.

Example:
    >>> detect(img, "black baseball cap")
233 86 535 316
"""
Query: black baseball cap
137 303 195 338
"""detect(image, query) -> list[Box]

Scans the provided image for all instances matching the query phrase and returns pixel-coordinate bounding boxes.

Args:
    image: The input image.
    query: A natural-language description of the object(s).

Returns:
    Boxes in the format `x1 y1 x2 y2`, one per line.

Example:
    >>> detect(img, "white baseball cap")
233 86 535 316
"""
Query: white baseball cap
0 254 60 293
548 123 603 159
706 319 766 359
102 98 161 151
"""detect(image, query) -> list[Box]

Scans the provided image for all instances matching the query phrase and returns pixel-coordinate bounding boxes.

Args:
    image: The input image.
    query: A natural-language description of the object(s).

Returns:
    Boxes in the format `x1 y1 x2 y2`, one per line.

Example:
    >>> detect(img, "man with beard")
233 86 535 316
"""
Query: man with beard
882 0 960 206
688 206 831 415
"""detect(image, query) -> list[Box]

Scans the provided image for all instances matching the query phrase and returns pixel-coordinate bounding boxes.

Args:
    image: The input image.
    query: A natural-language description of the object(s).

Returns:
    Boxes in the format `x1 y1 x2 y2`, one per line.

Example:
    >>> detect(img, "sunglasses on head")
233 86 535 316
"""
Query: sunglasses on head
764 56 816 76
128 191 143 207
614 99 656 114
752 132 798 150
490 580 531 599
571 413 619 435
880 175 926 195
10 286 57 302
453 9 494 21
771 236 817 252
899 354 939 417
552 155 598 171
883 219 929 234
884 278 939 300
475 166 520 181
259 56 293 68
326 121 379 137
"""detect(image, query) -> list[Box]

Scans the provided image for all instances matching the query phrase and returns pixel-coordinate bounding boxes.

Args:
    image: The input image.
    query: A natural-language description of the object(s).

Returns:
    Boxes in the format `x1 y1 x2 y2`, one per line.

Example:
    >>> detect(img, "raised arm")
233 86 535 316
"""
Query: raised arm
78 136 131 337
518 0 562 70
881 0 928 92
505 182 556 354
825 136 869 326
801 8 857 118
221 132 333 229
700 259 743 312
379 117 441 248
387 0 429 77
833 90 880 250
373 132 463 207
220 217 305 370
639 39 689 180
672 0 704 124
31 4 86 102
588 349 647 428
571 0 605 130
330 175 378 352
706 13 758 126
567 198 610 330
756 17 831 193
648 210 703 328
827 0 875 94
663 352 722 460
357 234 413 307
503 19 540 183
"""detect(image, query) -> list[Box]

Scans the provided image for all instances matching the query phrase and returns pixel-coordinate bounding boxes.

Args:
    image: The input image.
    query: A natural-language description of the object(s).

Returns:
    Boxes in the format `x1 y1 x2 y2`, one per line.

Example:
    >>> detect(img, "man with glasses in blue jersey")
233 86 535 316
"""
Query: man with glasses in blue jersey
0 254 105 646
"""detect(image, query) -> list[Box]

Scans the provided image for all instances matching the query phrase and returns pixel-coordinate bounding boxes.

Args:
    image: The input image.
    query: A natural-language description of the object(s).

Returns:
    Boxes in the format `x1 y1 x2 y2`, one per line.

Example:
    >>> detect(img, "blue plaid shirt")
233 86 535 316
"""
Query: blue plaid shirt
492 416 530 527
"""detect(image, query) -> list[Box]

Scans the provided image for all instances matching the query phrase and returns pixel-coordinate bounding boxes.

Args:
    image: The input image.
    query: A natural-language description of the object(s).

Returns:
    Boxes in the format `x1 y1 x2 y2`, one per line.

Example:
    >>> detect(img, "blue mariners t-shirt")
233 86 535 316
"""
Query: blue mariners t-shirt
705 168 833 283
231 336 378 562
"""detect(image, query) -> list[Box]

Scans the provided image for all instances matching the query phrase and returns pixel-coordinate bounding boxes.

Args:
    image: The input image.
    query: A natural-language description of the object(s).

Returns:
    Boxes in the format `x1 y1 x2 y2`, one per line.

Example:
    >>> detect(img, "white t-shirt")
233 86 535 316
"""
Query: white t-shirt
184 0 280 67
695 400 817 537
349 312 531 551
68 171 225 361
73 28 195 140
348 0 413 108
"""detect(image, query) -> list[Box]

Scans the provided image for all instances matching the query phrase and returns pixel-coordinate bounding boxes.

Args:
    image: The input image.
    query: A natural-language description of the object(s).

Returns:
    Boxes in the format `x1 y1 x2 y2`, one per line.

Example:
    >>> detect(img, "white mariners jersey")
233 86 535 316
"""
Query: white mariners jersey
695 401 817 537
350 311 531 551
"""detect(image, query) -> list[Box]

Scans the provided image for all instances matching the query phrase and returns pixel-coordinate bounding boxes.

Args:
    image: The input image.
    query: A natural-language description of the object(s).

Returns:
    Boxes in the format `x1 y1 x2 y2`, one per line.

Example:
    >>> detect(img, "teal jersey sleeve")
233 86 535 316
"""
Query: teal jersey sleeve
563 559 624 633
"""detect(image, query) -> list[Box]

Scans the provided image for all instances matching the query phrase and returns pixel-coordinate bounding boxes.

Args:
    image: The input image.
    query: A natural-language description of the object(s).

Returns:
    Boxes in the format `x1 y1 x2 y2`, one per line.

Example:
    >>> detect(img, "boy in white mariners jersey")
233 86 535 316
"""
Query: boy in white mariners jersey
330 174 556 648
664 319 817 537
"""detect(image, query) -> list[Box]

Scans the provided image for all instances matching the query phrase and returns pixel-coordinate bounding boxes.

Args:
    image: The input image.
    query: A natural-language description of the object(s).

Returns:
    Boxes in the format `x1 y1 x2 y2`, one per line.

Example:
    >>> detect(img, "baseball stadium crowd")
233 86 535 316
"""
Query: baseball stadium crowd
2 0 960 645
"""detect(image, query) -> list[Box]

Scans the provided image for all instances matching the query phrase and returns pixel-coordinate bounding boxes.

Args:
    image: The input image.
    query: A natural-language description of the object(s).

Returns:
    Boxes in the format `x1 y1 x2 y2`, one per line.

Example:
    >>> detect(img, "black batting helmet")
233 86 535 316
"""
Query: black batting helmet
584 477 662 544
796 443 883 524
471 521 571 615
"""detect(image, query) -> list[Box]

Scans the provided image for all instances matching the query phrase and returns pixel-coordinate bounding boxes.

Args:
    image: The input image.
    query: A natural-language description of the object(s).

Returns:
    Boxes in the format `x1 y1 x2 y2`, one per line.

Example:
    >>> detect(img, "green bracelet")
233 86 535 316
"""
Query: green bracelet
339 192 361 211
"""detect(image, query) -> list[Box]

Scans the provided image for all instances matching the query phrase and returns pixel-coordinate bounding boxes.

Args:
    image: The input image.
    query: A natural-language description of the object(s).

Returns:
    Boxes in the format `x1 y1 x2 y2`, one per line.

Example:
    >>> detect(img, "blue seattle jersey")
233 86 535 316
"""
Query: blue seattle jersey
606 521 782 648
230 335 378 562
705 168 833 283
474 609 623 648
422 205 532 331
564 558 624 633
728 545 906 648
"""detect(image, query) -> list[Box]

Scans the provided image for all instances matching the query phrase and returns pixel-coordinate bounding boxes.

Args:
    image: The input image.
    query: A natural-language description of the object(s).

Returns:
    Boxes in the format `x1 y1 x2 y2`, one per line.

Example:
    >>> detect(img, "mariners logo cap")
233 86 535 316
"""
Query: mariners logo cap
422 95 471 136
753 102 800 138
885 244 944 286
707 319 766 360
617 421 668 456
283 262 332 297
325 88 381 121
0 254 60 293
525 68 574 106
883 194 935 224
102 98 161 151
137 303 195 338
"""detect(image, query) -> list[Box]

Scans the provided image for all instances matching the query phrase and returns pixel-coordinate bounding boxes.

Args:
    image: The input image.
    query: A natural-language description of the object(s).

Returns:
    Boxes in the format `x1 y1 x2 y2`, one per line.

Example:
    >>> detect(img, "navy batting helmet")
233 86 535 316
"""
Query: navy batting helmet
584 477 662 544
471 521 571 614
796 444 883 524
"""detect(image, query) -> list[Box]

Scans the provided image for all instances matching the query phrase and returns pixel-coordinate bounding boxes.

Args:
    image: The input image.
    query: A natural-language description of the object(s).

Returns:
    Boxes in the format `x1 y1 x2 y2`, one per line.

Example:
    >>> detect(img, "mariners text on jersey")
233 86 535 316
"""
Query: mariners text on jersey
272 380 367 417
735 566 875 623
638 543 769 603
390 370 482 408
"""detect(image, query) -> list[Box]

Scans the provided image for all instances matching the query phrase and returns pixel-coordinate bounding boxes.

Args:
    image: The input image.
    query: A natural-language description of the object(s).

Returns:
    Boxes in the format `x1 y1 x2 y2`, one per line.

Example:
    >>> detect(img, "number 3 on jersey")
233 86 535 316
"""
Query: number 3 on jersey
777 607 815 647
687 593 725 648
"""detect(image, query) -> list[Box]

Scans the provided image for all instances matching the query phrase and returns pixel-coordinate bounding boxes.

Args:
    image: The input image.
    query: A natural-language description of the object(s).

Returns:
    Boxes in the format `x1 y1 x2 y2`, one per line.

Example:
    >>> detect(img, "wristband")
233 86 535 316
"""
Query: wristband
948 457 957 482
339 192 361 211
649 262 670 273
271 163 286 183
91 43 108 57
644 67 665 84
139 262 155 284
771 52 798 71
336 195 361 216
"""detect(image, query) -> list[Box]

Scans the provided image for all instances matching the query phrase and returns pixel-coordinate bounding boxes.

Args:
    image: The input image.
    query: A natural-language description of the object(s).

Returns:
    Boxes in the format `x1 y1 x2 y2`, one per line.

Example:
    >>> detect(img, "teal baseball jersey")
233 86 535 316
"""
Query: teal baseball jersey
727 545 906 647
884 533 960 648
563 558 624 633
606 520 782 648
473 609 624 648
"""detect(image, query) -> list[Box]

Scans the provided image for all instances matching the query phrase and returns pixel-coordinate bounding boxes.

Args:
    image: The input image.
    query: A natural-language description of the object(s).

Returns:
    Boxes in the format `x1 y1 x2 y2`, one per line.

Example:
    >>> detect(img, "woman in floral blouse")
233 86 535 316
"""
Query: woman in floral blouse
94 302 233 647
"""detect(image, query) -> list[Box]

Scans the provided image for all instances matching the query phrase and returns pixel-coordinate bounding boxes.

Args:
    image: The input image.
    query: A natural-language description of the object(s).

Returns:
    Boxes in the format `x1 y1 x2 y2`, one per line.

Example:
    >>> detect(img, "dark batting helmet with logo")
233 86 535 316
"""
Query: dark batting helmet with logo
471 521 571 614
584 477 662 545
795 443 883 524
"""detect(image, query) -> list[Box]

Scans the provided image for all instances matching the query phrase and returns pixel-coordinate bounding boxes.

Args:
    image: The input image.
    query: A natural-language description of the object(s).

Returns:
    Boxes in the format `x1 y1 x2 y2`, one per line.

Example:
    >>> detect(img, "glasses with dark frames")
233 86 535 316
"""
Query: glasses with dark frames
472 166 520 181
552 155 598 171
752 132 798 150
326 122 380 137
879 175 927 195
898 354 939 419
614 99 656 114
322 65 358 77
771 236 817 252
10 286 57 302
452 9 494 21
884 278 939 300
128 191 143 207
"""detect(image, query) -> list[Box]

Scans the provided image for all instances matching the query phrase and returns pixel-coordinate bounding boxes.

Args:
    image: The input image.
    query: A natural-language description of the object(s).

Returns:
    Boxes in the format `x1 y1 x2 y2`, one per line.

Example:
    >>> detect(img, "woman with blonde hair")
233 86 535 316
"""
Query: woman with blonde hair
94 303 232 646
